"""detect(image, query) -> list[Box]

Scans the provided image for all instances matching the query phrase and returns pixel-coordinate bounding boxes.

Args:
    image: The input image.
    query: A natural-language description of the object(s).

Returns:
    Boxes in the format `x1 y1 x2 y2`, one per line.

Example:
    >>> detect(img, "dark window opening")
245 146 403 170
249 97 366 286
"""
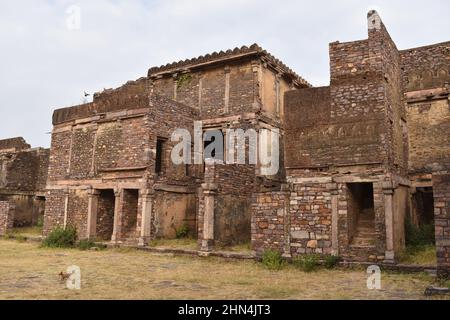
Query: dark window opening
155 138 166 174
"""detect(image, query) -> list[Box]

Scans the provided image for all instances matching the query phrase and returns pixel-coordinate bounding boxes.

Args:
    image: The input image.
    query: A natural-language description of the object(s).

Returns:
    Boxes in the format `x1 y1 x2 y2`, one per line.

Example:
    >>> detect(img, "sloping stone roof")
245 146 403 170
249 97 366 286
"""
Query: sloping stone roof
148 43 311 87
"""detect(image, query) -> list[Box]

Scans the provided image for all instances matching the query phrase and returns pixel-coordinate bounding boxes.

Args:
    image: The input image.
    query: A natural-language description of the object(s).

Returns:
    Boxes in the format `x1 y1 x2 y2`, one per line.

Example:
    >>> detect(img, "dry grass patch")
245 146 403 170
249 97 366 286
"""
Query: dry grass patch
149 238 198 250
399 245 437 266
0 240 445 300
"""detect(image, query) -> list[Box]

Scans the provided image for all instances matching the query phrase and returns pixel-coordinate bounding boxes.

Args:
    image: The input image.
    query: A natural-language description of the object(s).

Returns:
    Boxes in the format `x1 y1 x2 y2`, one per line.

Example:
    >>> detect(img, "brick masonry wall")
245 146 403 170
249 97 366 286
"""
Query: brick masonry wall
433 173 450 276
0 201 14 236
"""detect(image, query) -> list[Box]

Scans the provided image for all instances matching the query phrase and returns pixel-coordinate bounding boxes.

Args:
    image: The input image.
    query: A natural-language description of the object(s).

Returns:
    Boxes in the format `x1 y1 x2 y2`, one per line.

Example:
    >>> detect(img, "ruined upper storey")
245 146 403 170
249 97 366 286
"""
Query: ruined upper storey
148 44 311 120
0 137 31 153
284 10 449 176
52 44 311 126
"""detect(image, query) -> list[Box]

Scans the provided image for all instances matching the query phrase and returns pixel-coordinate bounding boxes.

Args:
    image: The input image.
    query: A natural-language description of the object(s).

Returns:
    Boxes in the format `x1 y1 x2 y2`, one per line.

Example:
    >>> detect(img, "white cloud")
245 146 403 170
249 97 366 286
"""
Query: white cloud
0 0 448 147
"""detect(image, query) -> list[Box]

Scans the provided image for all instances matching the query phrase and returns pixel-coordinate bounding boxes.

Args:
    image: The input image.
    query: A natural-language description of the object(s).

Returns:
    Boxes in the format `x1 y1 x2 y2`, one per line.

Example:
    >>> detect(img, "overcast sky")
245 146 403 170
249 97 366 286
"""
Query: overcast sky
0 0 448 148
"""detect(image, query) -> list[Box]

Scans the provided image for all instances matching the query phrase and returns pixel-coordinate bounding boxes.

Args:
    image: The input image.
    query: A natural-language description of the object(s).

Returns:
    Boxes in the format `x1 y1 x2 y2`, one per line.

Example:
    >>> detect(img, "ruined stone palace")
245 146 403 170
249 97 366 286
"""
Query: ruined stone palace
0 11 448 275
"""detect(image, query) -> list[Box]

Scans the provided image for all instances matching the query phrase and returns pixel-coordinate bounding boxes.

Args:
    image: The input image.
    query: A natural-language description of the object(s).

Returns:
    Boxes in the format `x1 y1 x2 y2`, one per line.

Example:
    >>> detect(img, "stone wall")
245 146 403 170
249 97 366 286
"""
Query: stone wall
153 191 197 239
400 42 450 92
0 201 15 236
433 173 450 277
406 96 450 174
0 138 49 228
289 177 333 256
0 148 49 192
251 191 288 255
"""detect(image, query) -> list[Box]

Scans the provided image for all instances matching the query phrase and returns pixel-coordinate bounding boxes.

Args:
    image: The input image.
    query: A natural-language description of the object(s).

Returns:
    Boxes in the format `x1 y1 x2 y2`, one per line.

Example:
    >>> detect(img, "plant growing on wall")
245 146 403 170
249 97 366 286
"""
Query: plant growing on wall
176 73 192 89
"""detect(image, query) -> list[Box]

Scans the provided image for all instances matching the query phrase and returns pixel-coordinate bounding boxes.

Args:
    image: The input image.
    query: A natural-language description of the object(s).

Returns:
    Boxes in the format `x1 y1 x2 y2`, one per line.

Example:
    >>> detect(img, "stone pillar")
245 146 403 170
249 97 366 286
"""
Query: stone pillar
201 184 218 251
86 189 100 240
138 189 154 247
383 183 395 263
331 185 339 256
111 189 123 243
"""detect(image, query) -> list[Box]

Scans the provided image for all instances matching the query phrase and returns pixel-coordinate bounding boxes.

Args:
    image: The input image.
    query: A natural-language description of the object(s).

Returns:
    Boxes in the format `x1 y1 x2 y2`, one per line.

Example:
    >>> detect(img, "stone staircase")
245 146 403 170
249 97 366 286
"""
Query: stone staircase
346 209 380 262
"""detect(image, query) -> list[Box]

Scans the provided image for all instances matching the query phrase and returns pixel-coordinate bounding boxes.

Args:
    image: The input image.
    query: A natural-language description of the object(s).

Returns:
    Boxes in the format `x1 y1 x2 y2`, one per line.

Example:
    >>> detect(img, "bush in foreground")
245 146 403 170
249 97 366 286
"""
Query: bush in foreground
293 254 320 272
42 226 77 248
261 250 284 270
324 255 341 269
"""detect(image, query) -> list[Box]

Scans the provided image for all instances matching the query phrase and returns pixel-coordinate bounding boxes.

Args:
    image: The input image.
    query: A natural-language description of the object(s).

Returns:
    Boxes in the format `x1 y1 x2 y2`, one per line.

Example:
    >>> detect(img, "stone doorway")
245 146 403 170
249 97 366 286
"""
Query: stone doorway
347 183 376 248
97 189 115 241
412 187 434 226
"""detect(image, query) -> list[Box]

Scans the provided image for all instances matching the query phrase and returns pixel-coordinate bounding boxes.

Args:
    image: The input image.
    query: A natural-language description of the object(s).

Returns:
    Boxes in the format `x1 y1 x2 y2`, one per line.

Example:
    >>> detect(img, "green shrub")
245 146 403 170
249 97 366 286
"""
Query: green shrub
175 224 190 239
405 217 435 247
324 255 340 269
78 239 97 251
42 225 77 248
293 254 320 272
261 250 284 270
2 232 15 240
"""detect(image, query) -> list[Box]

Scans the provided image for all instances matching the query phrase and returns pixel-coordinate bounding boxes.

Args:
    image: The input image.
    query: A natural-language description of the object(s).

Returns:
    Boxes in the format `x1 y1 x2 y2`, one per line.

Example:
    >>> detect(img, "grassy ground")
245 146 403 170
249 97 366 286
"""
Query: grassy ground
148 239 253 254
0 239 446 300
149 238 198 250
399 245 437 265
10 226 43 238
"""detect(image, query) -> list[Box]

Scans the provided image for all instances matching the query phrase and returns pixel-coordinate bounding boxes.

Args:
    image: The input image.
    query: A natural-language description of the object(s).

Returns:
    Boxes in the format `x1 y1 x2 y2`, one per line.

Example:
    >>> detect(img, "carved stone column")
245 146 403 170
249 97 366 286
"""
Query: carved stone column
201 159 218 252
201 183 218 251
138 189 154 247
111 188 123 243
86 188 100 240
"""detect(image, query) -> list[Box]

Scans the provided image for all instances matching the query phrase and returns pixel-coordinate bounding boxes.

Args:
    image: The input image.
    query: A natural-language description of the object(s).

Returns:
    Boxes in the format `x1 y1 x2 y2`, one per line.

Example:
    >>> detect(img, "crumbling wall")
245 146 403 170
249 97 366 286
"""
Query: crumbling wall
0 137 30 152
